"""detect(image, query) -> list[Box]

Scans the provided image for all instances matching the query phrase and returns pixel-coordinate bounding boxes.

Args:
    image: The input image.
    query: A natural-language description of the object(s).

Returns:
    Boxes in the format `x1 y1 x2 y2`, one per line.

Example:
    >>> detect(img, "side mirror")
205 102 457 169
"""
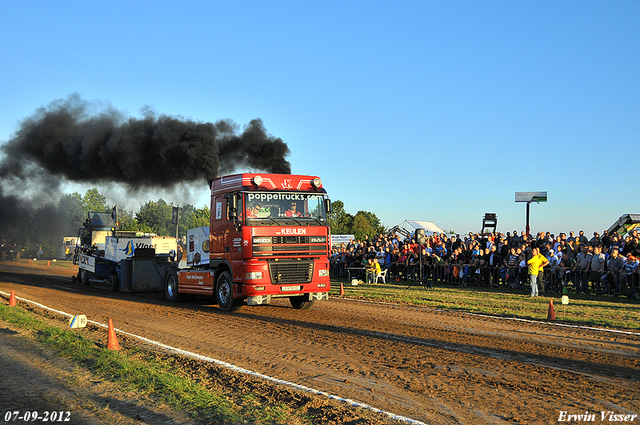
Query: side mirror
227 193 238 219
325 198 331 214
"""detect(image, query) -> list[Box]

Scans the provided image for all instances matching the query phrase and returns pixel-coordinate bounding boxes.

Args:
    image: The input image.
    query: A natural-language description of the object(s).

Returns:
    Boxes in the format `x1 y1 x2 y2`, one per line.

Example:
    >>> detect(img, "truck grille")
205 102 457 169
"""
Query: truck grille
273 236 308 244
269 261 314 284
253 236 326 257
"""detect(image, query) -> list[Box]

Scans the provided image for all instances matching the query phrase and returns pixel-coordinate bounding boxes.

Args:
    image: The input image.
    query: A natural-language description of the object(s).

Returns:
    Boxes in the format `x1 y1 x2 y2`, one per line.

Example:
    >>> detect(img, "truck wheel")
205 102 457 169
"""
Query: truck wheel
79 269 90 285
290 296 315 310
164 269 182 302
108 274 119 292
216 271 241 312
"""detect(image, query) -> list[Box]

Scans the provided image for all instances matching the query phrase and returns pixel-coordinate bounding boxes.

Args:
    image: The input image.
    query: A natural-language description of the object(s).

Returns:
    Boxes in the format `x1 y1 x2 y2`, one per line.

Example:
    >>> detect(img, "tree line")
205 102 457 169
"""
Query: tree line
2 188 209 259
1 190 381 259
328 200 385 241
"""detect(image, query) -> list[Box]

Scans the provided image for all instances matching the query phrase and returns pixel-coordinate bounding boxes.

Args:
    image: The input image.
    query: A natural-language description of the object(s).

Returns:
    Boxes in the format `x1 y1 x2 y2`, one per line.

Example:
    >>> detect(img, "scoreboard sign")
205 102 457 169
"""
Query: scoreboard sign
515 192 547 203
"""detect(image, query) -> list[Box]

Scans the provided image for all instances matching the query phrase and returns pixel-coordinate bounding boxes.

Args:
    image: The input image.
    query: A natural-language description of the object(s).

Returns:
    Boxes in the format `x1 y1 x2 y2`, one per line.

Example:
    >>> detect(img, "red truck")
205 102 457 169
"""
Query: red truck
165 173 332 311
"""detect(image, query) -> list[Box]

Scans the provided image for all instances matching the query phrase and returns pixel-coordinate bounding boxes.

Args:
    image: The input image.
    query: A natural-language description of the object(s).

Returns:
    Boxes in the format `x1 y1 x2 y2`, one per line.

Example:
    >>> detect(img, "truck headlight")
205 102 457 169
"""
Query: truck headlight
318 269 330 277
246 272 263 280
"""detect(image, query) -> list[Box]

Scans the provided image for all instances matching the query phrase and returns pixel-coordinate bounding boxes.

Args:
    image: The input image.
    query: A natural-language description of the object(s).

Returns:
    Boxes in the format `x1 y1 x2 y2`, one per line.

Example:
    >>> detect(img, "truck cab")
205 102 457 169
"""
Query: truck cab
173 173 332 311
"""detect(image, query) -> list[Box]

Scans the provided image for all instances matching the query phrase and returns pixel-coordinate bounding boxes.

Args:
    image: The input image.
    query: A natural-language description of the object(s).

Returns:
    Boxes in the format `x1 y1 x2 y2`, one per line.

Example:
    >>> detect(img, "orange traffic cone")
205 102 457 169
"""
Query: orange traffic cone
339 283 345 296
8 290 17 307
547 299 556 320
107 319 121 350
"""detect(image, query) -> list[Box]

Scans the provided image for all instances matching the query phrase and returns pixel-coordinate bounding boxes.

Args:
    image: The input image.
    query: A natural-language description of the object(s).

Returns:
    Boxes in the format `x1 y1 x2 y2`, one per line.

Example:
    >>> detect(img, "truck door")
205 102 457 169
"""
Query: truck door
223 193 243 278
210 195 227 256
210 193 243 274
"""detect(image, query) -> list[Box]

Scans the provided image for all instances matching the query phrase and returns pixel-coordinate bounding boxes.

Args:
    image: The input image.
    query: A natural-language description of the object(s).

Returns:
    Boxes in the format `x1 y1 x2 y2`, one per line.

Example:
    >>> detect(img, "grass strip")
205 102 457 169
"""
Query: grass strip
331 279 640 330
0 304 306 424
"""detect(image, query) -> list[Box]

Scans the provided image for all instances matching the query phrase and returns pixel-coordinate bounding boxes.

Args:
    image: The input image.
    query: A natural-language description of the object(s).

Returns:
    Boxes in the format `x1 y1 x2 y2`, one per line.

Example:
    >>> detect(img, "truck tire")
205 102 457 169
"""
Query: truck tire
108 274 119 292
79 269 90 285
216 271 241 312
290 296 315 310
164 269 182 302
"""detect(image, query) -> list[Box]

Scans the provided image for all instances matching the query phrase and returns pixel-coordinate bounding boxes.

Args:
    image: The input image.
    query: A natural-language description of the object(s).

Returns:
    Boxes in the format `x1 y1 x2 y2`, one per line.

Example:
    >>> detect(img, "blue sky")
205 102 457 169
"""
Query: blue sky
1 1 638 236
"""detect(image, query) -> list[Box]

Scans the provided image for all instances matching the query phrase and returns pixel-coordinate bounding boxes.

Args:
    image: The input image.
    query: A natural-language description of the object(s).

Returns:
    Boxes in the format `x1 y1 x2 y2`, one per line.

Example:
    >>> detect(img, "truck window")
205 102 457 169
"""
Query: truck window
244 193 328 222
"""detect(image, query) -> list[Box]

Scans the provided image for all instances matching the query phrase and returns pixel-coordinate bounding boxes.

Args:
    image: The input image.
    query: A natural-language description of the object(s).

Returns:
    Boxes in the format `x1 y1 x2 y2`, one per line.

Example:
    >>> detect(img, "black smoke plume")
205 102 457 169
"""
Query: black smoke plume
0 94 291 247
0 93 291 189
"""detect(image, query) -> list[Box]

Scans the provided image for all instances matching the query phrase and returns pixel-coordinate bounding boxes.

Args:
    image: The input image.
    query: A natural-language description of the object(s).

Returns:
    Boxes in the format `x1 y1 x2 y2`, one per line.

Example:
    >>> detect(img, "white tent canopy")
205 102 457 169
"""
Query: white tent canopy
390 220 448 238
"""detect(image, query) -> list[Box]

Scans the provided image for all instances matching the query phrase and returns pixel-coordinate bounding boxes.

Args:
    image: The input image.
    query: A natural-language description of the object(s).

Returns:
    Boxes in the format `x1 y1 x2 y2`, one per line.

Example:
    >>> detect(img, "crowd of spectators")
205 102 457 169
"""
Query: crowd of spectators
329 228 640 297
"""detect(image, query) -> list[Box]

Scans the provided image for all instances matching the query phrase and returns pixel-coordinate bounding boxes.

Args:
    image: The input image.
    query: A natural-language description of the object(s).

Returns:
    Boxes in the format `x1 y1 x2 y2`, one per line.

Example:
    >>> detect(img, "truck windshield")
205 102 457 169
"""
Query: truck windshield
244 192 328 223
87 212 116 229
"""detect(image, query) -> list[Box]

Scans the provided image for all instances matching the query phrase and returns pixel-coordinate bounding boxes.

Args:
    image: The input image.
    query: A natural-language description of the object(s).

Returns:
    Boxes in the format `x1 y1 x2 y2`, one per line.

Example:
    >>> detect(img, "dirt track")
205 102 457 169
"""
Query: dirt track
1 261 639 425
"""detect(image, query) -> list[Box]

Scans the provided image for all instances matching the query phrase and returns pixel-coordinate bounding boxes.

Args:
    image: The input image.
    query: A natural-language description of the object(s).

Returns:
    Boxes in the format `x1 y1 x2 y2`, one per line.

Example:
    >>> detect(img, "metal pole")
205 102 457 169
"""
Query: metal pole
526 202 531 236
174 206 179 239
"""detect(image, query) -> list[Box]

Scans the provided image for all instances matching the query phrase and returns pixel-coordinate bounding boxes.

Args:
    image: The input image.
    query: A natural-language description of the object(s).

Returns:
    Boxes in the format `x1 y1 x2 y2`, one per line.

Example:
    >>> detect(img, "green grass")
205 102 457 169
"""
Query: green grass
0 304 317 424
330 278 640 330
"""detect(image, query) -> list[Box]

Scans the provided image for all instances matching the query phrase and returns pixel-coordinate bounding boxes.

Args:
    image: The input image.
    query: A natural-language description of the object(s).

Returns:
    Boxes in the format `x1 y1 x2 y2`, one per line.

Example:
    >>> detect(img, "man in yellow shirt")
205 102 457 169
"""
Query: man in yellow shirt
527 246 549 297
366 258 382 283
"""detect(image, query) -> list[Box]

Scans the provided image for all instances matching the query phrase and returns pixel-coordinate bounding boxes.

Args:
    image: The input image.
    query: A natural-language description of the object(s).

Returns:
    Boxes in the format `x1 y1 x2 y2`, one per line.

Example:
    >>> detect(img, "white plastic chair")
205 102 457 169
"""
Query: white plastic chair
375 269 388 284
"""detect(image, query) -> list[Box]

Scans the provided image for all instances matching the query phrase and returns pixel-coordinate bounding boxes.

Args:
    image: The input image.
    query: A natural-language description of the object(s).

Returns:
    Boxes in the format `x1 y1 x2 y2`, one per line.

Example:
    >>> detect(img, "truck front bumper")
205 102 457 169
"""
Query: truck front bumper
246 291 329 306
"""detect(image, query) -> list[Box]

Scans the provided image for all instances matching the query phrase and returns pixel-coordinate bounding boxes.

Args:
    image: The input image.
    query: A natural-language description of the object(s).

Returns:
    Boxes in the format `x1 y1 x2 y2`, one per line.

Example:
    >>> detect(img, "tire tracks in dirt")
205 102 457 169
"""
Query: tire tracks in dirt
1 262 639 425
